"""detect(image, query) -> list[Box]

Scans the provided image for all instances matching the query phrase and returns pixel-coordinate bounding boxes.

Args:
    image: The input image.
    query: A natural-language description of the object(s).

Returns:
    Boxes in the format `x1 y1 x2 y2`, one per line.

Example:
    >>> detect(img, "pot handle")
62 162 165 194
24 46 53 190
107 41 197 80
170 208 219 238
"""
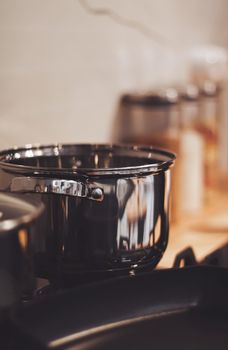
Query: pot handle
10 177 104 202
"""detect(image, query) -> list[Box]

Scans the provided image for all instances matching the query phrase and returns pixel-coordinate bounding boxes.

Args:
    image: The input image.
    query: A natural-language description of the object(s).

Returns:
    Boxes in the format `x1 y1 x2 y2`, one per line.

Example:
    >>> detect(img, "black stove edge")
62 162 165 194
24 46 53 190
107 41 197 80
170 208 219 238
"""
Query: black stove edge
8 266 228 349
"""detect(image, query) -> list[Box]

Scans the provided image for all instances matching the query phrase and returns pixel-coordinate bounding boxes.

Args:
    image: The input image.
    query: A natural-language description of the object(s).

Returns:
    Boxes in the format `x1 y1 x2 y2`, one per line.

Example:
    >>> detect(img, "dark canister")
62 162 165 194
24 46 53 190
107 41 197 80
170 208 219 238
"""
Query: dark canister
0 144 175 284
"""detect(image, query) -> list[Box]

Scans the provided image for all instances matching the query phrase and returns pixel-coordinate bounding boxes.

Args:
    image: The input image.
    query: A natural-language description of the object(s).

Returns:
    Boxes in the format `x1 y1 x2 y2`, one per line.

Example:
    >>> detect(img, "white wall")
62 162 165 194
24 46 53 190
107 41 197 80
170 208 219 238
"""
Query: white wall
0 0 228 147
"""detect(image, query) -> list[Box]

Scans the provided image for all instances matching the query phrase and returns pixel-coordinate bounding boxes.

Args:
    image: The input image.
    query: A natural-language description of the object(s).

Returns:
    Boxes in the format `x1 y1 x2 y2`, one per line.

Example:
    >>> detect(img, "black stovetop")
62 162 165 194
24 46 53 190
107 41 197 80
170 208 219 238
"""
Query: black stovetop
1 243 228 350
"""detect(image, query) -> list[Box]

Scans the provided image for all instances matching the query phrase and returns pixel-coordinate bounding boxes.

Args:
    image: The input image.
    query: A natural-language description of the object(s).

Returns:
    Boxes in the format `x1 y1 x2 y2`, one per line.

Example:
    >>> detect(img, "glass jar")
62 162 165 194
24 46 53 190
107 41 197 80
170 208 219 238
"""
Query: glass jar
113 88 179 145
196 81 221 197
178 85 204 213
113 88 181 222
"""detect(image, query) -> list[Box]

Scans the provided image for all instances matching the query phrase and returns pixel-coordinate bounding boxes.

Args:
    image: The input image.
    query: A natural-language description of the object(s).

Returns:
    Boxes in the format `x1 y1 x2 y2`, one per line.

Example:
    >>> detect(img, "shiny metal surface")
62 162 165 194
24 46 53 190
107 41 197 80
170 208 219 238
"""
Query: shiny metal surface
0 193 44 232
10 177 104 202
0 143 175 175
0 144 175 283
0 194 44 311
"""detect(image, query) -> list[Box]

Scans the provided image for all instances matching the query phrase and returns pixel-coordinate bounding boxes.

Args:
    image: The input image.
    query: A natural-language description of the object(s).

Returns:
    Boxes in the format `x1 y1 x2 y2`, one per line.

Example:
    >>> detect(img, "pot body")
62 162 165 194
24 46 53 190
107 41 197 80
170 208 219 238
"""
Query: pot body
35 171 170 282
0 144 174 283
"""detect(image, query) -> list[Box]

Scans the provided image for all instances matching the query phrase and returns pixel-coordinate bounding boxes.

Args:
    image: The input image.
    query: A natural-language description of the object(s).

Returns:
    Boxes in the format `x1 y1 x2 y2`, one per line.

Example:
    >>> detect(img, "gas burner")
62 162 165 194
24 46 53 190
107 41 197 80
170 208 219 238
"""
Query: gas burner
172 244 228 269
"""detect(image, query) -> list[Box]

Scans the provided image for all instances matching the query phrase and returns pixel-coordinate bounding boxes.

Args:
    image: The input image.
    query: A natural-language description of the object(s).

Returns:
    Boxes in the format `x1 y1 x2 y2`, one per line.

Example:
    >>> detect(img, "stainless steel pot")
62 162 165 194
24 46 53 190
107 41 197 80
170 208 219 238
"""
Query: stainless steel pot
0 144 175 283
0 193 44 314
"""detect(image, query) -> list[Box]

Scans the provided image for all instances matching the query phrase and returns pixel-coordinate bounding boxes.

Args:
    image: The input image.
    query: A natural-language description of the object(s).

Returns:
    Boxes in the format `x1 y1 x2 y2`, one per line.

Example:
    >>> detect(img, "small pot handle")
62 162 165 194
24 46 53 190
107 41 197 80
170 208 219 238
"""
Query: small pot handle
10 177 104 202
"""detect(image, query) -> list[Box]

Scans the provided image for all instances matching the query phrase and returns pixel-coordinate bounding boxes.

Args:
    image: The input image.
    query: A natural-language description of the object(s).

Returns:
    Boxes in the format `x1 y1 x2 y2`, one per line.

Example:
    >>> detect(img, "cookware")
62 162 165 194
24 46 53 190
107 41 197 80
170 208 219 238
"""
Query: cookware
0 144 175 283
0 193 44 314
9 265 228 350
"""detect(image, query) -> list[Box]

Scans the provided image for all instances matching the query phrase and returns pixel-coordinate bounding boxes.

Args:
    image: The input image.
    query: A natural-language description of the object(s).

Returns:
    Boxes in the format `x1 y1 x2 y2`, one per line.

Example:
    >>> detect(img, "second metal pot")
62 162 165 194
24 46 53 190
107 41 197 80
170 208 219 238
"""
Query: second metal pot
0 193 44 315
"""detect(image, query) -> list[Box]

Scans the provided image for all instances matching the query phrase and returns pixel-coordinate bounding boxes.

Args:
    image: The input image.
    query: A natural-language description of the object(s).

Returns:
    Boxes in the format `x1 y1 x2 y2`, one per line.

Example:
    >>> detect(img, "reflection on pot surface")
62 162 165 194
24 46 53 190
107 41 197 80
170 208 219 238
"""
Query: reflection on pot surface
0 144 175 284
0 193 44 310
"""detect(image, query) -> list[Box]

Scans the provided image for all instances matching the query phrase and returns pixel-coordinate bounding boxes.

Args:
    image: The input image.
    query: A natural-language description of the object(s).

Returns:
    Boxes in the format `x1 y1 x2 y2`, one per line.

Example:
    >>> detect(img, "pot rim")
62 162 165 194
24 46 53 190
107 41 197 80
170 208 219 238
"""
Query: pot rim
0 194 44 233
0 143 176 176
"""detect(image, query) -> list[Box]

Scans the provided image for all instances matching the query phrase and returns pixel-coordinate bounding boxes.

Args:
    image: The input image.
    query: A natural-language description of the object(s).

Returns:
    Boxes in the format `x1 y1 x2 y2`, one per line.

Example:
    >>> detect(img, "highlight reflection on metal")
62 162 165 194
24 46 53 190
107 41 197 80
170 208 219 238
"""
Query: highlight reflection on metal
0 144 175 280
116 176 155 251
10 177 104 202
49 308 187 348
0 193 44 306
18 229 29 250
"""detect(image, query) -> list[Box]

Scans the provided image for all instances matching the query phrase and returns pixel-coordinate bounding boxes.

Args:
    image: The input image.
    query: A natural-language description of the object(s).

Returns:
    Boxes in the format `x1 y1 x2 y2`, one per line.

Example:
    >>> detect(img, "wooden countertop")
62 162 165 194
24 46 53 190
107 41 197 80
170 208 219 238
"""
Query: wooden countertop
158 189 228 268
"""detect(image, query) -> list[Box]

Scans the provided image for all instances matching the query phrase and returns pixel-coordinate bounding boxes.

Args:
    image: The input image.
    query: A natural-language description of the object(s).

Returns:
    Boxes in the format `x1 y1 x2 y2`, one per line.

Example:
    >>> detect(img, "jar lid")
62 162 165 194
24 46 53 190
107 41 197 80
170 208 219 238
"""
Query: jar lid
179 84 199 101
201 80 220 97
121 88 179 106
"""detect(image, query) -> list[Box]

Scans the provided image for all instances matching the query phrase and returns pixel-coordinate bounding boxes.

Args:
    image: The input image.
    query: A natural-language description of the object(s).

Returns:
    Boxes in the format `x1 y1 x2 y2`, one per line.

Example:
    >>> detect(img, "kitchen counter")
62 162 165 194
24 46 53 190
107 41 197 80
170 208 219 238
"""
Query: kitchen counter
159 189 228 268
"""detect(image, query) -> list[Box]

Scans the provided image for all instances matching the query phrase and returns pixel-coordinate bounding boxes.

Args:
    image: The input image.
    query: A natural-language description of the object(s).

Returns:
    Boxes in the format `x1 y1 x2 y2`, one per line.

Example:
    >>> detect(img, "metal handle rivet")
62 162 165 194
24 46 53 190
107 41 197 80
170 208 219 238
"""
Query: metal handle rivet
91 188 104 202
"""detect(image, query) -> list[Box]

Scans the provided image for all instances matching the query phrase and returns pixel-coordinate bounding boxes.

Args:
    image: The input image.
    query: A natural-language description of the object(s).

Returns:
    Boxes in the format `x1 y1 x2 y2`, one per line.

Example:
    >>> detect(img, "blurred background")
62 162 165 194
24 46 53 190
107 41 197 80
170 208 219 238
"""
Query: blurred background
0 0 228 149
1 0 228 266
